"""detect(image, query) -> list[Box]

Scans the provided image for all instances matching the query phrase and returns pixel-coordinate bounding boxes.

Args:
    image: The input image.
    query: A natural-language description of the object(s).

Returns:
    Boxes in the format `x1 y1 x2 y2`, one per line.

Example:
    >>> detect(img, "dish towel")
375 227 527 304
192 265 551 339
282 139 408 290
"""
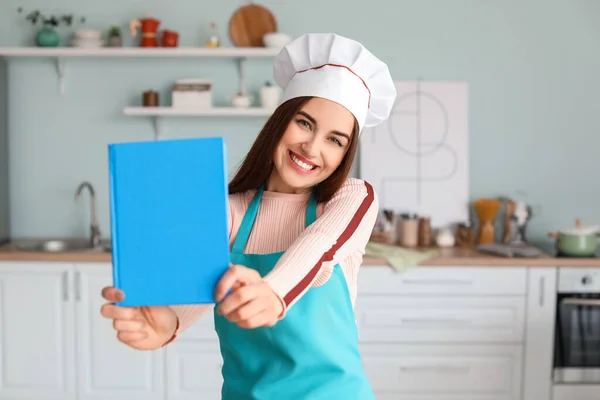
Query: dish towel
365 241 439 273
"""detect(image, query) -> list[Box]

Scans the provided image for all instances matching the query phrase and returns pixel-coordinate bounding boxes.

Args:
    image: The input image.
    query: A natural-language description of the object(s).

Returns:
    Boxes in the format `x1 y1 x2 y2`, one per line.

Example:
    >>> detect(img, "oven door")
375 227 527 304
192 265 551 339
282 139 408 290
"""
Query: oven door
554 293 600 383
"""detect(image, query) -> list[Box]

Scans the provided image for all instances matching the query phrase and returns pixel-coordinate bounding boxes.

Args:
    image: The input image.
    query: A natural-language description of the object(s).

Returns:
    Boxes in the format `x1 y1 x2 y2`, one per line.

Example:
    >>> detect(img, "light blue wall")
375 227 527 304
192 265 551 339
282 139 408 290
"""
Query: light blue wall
1 0 599 247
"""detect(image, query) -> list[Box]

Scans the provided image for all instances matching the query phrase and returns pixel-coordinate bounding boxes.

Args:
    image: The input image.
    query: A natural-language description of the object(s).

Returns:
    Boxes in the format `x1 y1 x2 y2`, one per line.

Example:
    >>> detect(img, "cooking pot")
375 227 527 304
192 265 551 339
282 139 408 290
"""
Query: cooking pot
548 219 599 257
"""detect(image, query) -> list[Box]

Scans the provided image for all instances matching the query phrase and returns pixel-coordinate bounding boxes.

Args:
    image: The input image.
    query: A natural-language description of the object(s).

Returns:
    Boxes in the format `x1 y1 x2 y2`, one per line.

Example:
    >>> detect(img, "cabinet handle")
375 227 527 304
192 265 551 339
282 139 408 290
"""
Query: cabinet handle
401 278 473 286
62 271 69 301
401 317 472 325
400 365 471 374
75 271 81 301
562 297 600 307
539 276 545 307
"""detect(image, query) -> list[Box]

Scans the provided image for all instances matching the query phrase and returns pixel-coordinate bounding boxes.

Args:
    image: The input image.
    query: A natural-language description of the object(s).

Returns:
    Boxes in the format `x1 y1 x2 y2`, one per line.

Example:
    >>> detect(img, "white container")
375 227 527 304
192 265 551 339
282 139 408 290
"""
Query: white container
263 32 291 49
436 229 456 247
171 79 212 108
232 92 252 108
260 81 281 110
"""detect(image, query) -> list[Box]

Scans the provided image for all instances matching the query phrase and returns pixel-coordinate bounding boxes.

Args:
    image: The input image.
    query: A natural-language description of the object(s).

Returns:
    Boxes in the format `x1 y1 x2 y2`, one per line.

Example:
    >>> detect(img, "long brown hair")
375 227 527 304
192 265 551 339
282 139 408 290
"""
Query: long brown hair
228 96 360 203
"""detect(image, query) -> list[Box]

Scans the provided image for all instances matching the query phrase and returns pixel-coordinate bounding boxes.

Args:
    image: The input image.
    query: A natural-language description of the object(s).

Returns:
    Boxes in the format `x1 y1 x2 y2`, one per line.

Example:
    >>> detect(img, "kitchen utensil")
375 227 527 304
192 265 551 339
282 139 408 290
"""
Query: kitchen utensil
502 198 515 243
130 15 161 47
477 243 544 258
228 3 277 47
418 216 432 246
511 201 532 244
456 222 475 248
399 215 418 247
548 219 600 257
474 198 501 244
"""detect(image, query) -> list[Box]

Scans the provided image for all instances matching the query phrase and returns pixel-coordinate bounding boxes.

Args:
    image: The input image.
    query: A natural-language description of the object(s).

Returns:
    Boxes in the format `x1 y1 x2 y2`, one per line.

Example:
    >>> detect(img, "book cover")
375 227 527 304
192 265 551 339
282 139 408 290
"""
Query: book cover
108 137 230 307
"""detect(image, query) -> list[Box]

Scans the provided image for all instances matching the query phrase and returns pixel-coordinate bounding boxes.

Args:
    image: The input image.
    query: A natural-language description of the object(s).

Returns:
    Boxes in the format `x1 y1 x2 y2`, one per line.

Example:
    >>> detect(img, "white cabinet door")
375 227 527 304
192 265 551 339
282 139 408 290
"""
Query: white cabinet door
165 338 223 400
522 267 557 400
74 263 165 400
0 262 76 400
165 311 222 400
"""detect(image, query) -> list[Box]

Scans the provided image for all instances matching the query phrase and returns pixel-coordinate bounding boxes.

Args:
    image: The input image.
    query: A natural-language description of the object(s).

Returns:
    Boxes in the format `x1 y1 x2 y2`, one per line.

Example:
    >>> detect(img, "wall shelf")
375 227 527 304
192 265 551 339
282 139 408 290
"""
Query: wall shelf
123 106 273 139
0 46 280 58
0 46 279 95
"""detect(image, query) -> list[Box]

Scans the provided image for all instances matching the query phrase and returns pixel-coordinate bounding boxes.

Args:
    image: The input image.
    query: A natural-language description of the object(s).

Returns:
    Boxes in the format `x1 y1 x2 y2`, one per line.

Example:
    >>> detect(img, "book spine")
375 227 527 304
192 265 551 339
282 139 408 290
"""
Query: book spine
107 145 121 304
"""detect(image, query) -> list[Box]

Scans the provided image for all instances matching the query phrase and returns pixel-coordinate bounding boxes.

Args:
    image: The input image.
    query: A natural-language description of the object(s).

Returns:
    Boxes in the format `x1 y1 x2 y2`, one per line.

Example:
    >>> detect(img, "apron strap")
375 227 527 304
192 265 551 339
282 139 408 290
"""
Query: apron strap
231 185 264 253
305 190 318 227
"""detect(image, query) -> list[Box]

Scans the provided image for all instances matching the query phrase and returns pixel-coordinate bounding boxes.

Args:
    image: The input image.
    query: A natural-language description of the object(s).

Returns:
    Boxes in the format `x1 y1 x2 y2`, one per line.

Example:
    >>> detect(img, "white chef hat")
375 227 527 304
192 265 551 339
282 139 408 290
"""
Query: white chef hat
273 32 397 132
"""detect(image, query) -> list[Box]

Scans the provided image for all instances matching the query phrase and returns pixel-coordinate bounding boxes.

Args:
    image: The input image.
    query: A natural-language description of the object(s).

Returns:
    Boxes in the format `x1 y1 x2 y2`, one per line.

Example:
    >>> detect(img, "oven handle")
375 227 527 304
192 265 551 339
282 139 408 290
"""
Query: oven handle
561 297 600 306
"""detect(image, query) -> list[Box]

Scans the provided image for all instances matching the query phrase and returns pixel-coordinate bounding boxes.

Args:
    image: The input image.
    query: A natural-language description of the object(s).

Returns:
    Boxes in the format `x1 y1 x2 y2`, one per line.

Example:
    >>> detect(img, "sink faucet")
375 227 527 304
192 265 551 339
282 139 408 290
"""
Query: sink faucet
75 181 101 248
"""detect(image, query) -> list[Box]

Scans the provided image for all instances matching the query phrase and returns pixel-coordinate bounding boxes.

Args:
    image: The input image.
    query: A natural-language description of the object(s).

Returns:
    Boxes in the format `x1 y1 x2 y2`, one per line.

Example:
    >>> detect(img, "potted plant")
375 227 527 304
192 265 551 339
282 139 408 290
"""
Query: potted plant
107 26 122 47
18 7 86 47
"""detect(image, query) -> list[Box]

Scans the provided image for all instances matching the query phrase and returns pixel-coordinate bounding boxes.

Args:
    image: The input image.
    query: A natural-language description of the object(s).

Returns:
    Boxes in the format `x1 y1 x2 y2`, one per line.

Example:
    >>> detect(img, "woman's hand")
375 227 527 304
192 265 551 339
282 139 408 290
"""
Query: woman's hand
100 287 178 350
215 264 284 329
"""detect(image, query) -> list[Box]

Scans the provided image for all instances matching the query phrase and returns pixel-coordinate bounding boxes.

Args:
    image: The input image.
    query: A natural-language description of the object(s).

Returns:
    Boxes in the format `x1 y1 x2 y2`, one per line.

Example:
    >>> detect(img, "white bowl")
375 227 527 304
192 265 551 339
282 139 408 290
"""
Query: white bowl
74 30 102 40
71 39 105 48
263 33 291 49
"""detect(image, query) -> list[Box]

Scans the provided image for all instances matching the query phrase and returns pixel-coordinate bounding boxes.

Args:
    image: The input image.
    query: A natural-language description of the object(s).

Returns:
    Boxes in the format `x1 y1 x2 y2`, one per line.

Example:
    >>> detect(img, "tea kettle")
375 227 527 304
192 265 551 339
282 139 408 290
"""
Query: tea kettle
130 14 161 47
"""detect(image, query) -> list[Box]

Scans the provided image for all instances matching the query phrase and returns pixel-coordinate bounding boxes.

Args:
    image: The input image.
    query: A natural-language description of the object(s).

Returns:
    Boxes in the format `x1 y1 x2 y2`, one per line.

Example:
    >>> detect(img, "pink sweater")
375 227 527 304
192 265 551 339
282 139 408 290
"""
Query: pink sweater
168 178 379 338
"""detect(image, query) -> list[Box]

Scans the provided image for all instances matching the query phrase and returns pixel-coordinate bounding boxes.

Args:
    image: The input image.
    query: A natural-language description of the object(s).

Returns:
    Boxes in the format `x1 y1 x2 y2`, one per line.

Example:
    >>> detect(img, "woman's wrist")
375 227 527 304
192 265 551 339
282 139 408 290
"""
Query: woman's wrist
161 316 180 347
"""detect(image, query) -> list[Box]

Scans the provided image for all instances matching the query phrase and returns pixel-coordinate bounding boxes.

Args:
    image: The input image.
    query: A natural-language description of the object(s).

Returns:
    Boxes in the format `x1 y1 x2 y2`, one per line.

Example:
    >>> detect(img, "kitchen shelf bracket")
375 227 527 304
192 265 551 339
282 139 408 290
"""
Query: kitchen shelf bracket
55 57 66 95
152 117 162 140
237 56 247 94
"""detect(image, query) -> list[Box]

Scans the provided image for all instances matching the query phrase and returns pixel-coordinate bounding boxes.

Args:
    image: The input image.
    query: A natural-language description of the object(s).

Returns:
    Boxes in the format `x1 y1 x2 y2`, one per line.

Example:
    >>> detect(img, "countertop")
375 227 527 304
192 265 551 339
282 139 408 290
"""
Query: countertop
1 240 600 267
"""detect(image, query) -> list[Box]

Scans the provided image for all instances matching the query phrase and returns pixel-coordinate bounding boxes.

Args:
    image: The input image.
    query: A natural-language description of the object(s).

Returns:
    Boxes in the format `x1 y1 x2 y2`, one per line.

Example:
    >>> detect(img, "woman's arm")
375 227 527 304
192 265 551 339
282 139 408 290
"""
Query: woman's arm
263 178 379 316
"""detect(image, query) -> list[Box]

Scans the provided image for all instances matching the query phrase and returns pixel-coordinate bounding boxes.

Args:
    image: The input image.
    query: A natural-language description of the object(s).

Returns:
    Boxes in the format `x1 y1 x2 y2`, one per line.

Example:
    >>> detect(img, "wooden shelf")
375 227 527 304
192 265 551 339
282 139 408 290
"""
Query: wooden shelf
124 106 273 117
124 107 273 140
0 46 280 58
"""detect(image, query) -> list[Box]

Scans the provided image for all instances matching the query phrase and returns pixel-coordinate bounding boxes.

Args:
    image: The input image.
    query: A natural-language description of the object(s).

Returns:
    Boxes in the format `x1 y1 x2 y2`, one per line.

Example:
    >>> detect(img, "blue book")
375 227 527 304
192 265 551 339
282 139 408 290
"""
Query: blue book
108 137 230 307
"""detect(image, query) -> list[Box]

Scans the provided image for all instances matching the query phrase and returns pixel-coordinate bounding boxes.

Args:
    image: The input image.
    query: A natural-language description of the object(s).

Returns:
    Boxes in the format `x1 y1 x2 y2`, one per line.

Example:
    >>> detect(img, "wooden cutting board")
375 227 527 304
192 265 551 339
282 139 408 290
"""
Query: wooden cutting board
229 3 277 47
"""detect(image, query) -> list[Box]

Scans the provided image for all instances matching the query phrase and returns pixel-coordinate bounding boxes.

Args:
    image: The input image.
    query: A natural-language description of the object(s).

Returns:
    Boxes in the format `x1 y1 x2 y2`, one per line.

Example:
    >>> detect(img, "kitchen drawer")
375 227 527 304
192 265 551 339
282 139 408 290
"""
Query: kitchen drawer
358 266 527 295
360 343 522 400
355 295 525 343
553 384 600 400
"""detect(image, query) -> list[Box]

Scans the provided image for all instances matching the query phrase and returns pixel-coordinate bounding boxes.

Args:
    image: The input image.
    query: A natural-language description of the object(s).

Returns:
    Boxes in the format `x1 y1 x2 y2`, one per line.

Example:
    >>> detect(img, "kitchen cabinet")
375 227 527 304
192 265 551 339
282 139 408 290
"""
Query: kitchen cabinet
0 262 164 400
356 265 528 400
164 309 223 399
0 261 559 400
522 267 557 400
0 262 75 399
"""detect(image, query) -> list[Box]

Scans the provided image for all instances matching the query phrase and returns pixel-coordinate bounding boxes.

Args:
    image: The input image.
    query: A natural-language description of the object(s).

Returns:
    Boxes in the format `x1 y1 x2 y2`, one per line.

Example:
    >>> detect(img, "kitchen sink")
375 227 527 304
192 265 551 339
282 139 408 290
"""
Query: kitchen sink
13 238 112 253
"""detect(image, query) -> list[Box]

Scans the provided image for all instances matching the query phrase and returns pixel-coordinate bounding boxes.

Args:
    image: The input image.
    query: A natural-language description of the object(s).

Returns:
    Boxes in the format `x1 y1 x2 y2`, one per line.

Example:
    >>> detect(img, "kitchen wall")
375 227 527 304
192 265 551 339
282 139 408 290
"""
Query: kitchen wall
0 0 599 246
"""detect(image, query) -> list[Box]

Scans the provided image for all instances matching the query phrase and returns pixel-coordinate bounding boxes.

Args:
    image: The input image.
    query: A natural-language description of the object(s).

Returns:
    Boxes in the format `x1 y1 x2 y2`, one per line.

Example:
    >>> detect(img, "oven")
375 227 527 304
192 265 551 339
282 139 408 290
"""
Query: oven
553 268 600 383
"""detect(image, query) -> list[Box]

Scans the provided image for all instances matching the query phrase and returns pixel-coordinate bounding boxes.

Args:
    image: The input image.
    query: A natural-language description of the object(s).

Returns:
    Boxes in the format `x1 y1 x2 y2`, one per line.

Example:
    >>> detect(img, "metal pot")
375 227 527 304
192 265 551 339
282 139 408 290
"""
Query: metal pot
548 219 599 257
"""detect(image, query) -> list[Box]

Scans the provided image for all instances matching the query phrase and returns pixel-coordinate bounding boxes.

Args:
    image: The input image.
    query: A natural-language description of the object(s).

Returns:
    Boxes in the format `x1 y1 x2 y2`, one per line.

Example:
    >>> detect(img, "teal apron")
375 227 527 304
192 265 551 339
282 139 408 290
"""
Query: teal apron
214 185 375 400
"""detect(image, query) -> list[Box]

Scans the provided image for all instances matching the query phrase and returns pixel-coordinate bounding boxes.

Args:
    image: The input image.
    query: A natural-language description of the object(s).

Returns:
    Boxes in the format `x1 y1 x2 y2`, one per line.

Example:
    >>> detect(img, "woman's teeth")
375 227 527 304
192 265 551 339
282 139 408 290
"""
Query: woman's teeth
291 153 314 171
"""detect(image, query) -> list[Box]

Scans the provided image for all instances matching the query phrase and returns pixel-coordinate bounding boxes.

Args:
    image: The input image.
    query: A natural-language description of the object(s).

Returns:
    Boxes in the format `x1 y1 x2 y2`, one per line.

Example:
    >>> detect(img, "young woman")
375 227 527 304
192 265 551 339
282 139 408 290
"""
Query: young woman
100 32 396 399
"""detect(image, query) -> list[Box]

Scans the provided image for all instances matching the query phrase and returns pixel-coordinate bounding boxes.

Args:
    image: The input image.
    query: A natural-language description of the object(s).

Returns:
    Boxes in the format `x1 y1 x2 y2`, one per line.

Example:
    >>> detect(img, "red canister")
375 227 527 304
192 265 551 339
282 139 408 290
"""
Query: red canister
162 30 179 47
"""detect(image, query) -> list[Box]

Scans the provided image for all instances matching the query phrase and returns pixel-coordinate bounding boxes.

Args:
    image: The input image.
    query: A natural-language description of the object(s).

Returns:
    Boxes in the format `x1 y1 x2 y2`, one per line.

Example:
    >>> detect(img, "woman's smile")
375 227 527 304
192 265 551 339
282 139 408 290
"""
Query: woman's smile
288 150 319 174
